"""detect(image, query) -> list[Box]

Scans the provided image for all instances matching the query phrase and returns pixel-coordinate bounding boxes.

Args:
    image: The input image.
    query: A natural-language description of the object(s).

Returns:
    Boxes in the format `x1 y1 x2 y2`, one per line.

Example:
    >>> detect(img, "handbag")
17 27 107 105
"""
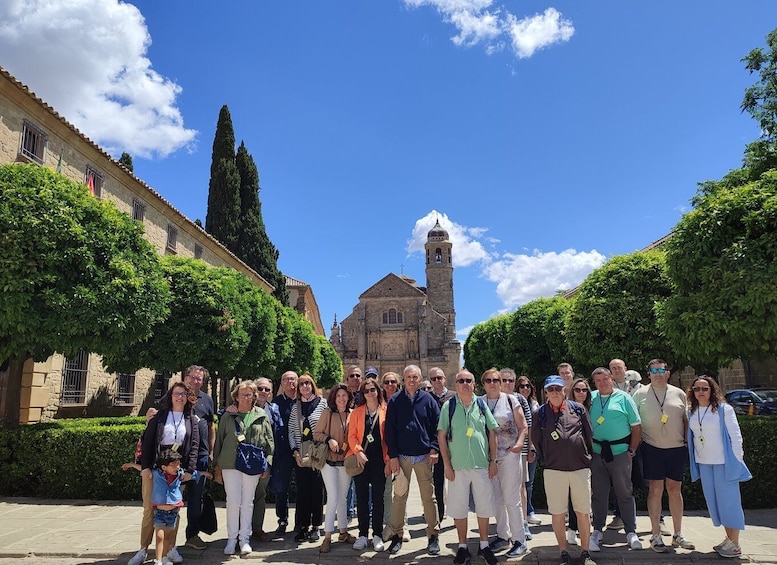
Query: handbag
234 417 268 476
345 407 380 477
199 492 218 535
297 400 329 470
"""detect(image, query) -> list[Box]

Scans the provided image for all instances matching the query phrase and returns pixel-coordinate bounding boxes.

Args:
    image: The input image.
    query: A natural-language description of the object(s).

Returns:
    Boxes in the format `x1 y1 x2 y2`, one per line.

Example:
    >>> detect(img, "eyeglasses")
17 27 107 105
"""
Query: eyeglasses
649 367 667 374
456 378 474 384
257 387 271 392
545 386 563 393
502 378 515 383
383 380 397 385
430 376 445 381
573 388 589 394
518 384 532 389
483 378 500 384
299 381 312 387
186 375 203 382
692 387 710 392
364 388 378 394
172 391 187 397
423 386 433 391
238 393 254 399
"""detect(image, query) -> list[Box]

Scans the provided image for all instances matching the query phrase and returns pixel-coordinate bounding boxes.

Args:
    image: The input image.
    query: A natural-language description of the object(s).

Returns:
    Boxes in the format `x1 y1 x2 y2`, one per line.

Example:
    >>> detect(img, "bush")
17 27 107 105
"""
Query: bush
530 415 777 511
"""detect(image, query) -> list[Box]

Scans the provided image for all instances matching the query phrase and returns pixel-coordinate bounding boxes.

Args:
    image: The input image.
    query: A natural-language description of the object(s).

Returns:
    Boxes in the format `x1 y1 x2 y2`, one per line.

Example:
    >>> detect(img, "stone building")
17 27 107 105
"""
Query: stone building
286 276 325 336
0 66 281 423
329 220 461 385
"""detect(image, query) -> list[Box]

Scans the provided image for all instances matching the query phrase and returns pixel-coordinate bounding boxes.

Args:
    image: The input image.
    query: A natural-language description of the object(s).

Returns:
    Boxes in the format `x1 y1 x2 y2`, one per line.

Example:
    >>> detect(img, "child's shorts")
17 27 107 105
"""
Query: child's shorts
153 507 179 529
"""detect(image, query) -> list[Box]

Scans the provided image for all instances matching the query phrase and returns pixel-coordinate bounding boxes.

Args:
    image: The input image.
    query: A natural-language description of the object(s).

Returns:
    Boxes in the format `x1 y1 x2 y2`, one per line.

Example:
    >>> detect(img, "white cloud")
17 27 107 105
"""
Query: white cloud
505 8 575 59
0 0 196 158
484 248 606 308
402 1 573 59
408 210 606 310
407 210 493 267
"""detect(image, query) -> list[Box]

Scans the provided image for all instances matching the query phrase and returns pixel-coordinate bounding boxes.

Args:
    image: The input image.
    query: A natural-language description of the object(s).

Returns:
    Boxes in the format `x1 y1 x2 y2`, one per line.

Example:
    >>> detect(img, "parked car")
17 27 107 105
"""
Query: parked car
725 388 777 415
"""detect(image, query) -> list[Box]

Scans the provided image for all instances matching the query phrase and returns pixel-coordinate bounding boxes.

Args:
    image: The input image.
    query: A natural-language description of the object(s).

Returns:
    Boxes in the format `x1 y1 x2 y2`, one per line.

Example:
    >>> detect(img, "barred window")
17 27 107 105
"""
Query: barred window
85 166 103 198
20 120 47 164
194 244 203 259
166 224 178 251
132 198 146 222
153 372 170 403
61 350 89 405
115 372 138 405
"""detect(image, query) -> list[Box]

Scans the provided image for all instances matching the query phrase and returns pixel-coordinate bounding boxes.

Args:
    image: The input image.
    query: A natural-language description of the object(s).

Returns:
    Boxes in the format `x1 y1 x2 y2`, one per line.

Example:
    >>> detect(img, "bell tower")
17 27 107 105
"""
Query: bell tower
425 218 455 329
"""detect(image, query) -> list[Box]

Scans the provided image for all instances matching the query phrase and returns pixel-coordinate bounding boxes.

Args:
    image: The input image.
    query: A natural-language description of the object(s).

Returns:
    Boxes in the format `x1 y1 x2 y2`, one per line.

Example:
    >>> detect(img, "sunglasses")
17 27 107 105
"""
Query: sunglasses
649 367 667 374
348 374 362 379
573 387 589 394
299 381 312 387
545 386 563 393
364 387 378 394
483 378 500 384
257 387 271 392
423 386 433 391
692 386 710 392
383 380 397 385
456 378 474 384
518 384 532 389
502 378 515 383
431 376 445 381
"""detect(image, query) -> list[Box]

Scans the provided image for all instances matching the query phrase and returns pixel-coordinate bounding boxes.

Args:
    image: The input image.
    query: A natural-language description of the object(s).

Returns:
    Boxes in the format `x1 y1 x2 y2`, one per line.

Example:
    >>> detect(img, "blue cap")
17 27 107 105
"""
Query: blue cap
544 375 565 389
365 366 378 377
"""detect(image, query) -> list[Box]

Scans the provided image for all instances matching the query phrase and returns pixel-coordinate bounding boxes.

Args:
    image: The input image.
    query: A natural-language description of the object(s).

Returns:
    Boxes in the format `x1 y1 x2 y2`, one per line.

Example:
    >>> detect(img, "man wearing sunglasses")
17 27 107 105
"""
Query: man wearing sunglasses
251 377 282 542
438 370 500 565
385 365 441 556
428 367 455 523
632 359 695 553
531 375 596 565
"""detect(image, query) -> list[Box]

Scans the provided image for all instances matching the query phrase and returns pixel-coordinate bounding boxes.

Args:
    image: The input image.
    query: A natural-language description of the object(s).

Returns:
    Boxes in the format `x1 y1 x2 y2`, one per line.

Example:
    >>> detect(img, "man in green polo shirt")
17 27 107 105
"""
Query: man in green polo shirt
438 369 499 565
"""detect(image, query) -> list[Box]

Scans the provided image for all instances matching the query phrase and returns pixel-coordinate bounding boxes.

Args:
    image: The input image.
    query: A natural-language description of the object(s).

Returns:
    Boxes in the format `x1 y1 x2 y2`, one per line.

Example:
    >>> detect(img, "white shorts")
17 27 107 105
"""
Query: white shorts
446 467 495 519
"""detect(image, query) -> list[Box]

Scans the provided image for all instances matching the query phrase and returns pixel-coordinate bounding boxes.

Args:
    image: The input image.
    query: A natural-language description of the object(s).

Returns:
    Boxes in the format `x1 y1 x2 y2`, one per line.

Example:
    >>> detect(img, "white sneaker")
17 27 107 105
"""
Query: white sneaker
224 539 237 555
589 530 602 552
166 547 183 564
353 536 369 550
373 535 385 551
128 549 147 565
402 530 411 542
566 529 578 545
627 532 643 550
240 541 252 555
527 513 541 525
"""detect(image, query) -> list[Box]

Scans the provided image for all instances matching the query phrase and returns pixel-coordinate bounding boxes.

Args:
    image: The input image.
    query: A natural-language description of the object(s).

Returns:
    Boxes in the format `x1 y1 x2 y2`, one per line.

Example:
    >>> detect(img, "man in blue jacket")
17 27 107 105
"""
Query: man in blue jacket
384 364 441 556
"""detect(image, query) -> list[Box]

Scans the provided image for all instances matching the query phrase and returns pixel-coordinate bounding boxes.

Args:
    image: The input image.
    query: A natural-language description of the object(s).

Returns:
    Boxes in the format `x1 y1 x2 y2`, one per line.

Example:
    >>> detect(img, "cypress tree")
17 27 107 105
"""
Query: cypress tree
235 141 289 305
118 152 133 172
205 105 241 253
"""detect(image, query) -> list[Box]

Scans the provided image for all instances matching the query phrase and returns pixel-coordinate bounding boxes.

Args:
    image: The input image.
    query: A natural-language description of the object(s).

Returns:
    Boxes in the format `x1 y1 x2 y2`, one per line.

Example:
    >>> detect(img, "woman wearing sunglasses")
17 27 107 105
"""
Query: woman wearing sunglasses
566 378 592 545
516 376 541 529
687 375 750 559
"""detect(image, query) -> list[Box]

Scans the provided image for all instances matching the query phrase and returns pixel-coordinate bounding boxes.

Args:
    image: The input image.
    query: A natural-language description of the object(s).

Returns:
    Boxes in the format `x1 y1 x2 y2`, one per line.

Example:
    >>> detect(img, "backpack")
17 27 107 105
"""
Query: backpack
446 396 488 441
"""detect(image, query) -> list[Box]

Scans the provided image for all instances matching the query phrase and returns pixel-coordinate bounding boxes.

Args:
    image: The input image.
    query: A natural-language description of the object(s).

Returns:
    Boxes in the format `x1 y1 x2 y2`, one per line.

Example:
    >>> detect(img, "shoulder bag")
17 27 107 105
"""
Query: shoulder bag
234 416 268 476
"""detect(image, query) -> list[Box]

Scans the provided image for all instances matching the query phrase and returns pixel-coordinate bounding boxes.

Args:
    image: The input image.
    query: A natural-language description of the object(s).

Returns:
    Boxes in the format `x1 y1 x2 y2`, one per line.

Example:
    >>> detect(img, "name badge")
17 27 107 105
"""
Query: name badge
171 443 180 452
550 431 560 441
466 427 474 437
596 416 605 425
366 434 374 444
303 428 310 436
661 414 669 424
236 434 245 442
342 442 348 451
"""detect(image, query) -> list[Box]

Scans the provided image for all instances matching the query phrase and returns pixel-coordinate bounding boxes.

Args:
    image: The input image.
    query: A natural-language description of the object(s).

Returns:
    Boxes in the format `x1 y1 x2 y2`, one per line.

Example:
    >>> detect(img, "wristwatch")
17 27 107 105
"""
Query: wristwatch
627 449 636 457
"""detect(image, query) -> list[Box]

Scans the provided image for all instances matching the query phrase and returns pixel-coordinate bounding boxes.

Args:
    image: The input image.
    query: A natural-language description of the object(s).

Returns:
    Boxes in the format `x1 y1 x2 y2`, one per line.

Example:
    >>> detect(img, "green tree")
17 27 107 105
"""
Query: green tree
463 314 512 377
205 105 241 252
235 141 288 305
566 251 675 371
118 152 134 172
316 334 343 389
508 297 571 379
104 256 253 377
0 164 170 424
659 171 777 367
232 285 279 379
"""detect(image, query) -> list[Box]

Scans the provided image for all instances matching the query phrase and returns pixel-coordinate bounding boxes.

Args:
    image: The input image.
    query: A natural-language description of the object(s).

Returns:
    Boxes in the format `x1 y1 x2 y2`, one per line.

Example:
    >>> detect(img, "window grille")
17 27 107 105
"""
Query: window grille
132 198 146 222
61 350 89 405
115 372 138 405
85 166 103 198
166 224 178 251
20 120 47 164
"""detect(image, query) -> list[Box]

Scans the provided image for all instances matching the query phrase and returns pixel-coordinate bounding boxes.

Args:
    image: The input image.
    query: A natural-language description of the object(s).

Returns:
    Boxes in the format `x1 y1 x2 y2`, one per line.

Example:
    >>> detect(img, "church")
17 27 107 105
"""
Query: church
329 220 461 383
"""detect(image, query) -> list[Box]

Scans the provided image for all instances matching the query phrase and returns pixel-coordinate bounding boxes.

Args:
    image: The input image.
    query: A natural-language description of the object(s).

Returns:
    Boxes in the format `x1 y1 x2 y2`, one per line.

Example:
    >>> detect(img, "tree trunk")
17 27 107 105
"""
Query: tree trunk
0 356 25 428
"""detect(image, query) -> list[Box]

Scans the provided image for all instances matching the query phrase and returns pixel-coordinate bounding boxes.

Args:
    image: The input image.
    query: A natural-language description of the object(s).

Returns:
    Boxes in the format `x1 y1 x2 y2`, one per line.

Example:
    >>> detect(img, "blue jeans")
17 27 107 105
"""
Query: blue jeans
185 454 209 540
271 453 295 524
154 507 180 529
526 458 538 516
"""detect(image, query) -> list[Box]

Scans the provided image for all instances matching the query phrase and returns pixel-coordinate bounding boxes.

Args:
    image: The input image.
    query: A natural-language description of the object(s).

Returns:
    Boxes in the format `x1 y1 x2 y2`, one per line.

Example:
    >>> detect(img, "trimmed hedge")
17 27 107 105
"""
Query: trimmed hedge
530 415 777 510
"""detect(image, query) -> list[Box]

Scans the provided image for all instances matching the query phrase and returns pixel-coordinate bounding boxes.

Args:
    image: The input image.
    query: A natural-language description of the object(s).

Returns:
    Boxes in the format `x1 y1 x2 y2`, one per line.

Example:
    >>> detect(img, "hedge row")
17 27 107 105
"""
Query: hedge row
1 415 775 508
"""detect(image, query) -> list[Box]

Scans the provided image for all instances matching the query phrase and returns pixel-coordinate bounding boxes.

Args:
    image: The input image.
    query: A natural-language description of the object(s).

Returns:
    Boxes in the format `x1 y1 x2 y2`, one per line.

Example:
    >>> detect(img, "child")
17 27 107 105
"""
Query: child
150 449 211 565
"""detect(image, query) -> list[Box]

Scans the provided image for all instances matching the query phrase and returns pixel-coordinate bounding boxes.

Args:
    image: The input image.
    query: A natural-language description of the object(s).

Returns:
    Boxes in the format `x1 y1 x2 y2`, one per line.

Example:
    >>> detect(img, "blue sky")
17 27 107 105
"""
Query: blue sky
2 1 776 349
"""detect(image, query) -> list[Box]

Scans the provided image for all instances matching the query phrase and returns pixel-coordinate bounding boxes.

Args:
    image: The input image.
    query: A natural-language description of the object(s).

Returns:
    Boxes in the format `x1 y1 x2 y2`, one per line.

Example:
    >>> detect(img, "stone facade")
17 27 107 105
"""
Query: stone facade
330 220 461 386
0 66 274 423
286 276 325 336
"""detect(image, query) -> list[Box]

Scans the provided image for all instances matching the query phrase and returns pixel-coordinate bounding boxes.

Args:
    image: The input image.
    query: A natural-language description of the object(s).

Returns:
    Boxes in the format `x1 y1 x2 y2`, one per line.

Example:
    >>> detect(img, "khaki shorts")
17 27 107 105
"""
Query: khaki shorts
544 468 591 515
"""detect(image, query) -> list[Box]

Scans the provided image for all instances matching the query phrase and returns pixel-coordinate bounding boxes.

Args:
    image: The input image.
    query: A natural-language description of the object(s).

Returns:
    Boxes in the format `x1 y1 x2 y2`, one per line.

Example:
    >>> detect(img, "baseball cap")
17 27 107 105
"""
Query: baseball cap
544 375 564 389
365 366 378 377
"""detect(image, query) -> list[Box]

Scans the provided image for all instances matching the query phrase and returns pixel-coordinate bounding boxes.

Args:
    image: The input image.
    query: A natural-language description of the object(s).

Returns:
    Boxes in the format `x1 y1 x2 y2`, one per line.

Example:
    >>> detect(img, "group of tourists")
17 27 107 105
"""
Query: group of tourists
125 359 750 565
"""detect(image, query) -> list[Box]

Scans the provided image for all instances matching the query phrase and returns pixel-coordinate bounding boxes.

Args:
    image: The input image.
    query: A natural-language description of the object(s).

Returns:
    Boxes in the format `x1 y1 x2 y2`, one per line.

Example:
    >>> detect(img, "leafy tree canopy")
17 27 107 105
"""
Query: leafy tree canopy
463 314 512 378
566 251 675 371
508 297 571 380
0 164 169 362
659 171 777 365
